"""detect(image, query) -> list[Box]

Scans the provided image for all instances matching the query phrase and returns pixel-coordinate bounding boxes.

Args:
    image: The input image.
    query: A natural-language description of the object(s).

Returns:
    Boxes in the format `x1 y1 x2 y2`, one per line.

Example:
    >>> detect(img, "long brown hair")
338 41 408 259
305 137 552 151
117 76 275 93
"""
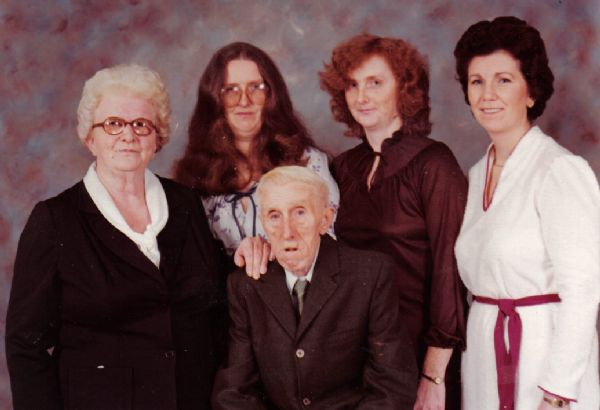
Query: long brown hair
174 42 315 195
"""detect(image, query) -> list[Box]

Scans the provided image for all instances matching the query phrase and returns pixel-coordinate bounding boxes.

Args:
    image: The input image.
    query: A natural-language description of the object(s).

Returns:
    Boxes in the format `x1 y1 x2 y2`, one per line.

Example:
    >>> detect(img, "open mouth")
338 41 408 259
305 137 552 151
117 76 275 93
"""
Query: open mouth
283 241 299 252
480 108 502 114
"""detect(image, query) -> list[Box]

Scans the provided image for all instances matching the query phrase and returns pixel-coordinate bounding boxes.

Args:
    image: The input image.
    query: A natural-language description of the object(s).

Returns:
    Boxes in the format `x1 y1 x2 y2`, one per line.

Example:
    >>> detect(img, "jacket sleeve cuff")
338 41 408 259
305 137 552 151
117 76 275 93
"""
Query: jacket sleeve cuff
424 327 466 351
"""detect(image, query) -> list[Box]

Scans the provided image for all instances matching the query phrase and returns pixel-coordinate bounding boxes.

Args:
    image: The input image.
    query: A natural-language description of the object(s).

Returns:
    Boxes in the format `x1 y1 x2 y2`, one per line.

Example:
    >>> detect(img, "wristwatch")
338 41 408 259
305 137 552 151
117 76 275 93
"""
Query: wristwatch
543 395 569 408
421 373 444 385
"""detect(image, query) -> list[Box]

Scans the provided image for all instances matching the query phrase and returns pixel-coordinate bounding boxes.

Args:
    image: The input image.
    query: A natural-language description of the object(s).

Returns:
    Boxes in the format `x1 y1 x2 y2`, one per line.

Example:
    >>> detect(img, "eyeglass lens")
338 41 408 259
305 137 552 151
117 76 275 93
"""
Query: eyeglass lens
100 117 155 136
222 83 268 107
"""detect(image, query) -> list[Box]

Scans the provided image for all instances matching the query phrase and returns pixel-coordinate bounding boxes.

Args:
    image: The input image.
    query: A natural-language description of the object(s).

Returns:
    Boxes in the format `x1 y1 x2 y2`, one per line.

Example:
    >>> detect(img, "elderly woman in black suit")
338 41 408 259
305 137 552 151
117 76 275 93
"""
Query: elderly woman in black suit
6 64 223 410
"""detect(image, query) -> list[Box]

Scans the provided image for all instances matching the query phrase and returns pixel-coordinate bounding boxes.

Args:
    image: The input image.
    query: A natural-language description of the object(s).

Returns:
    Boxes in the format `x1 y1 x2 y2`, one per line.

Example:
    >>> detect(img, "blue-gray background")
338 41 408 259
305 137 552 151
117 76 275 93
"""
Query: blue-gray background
1 0 599 406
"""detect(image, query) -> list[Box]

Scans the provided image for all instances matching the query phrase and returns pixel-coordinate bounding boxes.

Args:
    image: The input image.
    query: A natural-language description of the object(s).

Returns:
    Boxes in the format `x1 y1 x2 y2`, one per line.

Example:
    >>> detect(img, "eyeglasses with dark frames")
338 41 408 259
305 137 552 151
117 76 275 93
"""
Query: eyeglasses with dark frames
91 116 158 136
220 82 269 108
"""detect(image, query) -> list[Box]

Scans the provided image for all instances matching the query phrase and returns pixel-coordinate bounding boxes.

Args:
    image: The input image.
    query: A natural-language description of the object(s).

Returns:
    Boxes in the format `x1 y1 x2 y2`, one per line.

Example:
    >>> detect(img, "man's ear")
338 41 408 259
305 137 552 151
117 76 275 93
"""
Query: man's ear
318 206 335 235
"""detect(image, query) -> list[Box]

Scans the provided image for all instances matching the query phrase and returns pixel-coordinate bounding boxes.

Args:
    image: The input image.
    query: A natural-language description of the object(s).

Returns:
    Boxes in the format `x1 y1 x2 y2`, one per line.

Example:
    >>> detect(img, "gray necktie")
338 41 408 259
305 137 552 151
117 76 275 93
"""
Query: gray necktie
292 279 309 316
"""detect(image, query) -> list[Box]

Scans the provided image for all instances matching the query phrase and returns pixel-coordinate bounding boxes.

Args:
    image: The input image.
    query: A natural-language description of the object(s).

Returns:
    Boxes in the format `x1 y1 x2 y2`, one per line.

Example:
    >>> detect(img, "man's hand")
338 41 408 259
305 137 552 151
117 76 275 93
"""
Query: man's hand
234 236 273 280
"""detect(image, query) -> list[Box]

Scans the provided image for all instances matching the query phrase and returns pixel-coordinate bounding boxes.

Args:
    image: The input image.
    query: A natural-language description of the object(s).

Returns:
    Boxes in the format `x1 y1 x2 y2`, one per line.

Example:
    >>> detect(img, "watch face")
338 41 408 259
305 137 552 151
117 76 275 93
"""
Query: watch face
434 377 443 384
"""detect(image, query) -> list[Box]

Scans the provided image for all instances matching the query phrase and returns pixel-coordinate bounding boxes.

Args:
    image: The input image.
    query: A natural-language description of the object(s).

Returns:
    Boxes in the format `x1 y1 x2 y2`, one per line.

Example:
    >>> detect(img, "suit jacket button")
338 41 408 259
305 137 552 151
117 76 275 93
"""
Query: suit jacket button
302 397 311 406
295 348 305 358
164 350 175 359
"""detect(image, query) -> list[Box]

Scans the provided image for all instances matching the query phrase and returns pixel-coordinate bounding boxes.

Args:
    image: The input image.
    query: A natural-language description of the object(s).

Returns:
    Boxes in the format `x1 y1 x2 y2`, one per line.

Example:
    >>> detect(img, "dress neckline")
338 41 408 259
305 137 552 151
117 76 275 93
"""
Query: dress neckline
482 146 499 211
481 126 538 212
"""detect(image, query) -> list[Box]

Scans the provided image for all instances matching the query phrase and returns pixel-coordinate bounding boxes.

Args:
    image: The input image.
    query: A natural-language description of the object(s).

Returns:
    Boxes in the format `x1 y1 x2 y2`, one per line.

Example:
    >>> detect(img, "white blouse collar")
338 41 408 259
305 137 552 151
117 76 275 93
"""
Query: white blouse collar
83 163 169 267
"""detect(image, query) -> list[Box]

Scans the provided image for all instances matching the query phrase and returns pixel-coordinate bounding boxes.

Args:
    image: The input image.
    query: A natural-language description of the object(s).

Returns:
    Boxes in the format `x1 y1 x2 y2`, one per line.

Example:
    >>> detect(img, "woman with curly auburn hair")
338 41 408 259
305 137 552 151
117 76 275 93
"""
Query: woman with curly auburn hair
454 16 599 410
175 42 338 261
321 34 467 410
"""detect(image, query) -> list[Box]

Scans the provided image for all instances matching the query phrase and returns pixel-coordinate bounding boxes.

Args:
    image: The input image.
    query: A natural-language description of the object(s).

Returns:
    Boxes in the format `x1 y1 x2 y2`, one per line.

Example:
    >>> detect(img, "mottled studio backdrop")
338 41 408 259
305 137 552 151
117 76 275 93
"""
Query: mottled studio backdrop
1 0 599 407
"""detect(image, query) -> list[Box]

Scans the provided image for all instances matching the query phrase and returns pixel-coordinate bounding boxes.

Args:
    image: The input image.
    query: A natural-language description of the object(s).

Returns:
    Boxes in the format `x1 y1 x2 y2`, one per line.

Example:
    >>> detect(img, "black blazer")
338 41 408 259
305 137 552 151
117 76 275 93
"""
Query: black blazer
6 177 225 410
212 236 418 410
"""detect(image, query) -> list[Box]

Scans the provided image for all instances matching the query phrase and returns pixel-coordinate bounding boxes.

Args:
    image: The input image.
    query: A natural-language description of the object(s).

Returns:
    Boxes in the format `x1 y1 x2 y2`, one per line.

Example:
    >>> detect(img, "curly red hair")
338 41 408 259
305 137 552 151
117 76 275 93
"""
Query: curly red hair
319 34 431 138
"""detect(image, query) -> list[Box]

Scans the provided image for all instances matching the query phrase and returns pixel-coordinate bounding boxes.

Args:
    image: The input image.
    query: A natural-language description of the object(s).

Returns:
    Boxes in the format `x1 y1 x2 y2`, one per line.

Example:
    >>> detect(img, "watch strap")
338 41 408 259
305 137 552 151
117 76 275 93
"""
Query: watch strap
420 373 444 385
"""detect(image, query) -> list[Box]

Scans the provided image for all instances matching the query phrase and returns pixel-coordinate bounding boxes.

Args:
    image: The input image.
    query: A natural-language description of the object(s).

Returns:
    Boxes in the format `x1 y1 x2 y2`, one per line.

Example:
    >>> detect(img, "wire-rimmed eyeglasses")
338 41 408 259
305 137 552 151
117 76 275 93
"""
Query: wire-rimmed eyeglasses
220 82 269 107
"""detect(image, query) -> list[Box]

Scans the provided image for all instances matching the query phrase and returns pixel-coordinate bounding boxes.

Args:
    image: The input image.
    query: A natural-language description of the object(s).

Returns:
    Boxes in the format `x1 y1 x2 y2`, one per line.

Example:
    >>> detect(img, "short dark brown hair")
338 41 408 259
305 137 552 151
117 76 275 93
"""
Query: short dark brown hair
454 16 554 121
319 33 431 138
174 42 314 194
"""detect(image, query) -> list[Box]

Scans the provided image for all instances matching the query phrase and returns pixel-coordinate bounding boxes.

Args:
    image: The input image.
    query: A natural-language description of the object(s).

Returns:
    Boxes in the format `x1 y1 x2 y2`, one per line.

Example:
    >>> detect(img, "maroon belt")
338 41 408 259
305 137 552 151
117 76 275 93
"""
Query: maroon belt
474 294 561 410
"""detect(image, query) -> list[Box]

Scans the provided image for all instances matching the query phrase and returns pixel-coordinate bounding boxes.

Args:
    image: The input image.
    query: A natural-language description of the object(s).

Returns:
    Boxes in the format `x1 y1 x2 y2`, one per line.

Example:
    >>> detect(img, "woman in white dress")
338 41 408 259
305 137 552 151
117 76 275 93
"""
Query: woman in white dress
174 42 338 268
453 16 600 410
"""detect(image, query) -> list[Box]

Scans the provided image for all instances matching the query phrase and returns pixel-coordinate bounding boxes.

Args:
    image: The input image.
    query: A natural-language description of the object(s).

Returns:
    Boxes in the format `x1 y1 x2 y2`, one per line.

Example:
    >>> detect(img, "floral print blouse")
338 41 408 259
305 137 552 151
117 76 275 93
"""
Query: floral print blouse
202 147 340 256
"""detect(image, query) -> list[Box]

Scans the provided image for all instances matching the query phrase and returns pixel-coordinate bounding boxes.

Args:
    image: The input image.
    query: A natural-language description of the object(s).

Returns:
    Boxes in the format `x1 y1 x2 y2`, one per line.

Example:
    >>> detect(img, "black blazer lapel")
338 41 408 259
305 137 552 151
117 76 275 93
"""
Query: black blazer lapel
76 182 164 284
253 262 297 339
297 236 339 339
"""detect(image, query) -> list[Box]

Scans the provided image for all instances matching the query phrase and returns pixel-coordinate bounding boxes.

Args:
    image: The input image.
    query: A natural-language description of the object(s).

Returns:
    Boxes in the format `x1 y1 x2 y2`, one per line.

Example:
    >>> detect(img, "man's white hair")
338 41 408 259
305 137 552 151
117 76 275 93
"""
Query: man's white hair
257 165 329 207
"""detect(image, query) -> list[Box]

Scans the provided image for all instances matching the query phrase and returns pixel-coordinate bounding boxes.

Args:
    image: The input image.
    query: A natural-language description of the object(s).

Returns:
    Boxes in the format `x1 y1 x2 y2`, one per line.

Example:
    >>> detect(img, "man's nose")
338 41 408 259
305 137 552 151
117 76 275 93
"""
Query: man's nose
282 218 295 239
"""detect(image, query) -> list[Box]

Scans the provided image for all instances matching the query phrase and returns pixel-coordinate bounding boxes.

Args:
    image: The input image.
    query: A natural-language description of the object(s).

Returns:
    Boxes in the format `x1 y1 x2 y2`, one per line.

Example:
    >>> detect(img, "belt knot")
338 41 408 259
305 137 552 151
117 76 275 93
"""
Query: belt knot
497 299 517 317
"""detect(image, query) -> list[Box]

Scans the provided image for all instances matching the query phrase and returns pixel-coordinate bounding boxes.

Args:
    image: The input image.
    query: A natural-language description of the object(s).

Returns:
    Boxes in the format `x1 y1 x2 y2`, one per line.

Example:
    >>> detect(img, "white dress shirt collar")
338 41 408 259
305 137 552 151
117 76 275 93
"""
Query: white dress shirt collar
284 246 320 294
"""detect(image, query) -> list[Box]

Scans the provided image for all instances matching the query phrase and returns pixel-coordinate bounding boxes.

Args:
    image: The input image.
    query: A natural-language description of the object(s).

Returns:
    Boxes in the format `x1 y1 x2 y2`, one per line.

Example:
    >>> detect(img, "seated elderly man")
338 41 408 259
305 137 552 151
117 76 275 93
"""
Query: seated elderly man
212 165 417 409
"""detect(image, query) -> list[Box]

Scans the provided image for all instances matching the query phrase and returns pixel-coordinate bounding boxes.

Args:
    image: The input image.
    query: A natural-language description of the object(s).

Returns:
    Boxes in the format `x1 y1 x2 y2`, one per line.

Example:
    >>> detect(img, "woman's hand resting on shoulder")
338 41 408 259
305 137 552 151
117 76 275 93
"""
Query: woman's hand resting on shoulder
234 236 273 280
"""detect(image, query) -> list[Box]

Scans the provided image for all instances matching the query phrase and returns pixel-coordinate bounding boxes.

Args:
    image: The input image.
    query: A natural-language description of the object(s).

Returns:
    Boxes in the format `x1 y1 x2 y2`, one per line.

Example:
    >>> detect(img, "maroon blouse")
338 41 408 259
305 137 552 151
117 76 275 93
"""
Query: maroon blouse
331 129 467 362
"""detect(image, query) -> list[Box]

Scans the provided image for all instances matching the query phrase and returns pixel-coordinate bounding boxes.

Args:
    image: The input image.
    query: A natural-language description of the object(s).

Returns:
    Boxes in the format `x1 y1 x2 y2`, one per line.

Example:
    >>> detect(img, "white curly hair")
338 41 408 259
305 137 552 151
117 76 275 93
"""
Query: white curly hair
77 64 171 150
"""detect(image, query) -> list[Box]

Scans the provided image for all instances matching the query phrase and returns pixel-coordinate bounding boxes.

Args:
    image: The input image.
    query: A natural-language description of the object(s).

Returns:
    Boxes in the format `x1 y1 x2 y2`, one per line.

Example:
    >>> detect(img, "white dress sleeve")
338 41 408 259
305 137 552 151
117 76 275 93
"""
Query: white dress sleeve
536 155 600 398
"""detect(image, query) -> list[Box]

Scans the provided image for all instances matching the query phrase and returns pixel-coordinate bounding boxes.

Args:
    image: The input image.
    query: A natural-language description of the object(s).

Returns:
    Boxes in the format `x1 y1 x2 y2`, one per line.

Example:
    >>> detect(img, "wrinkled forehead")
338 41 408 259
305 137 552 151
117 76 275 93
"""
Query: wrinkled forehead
258 180 325 212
